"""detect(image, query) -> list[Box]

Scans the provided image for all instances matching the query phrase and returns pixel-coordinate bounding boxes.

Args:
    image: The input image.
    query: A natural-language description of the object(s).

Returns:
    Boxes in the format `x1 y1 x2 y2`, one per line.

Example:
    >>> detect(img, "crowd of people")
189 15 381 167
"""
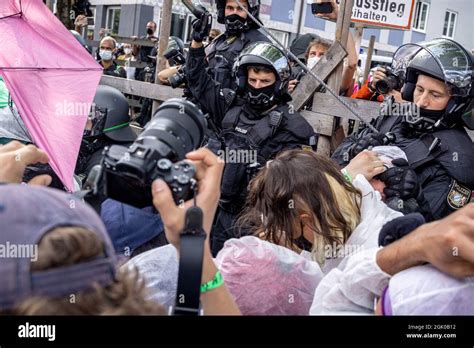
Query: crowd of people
1 0 474 316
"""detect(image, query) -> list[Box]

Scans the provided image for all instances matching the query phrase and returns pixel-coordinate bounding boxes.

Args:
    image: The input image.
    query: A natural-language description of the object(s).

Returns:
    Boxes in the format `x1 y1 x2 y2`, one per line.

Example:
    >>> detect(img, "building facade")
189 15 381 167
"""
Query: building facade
87 0 473 54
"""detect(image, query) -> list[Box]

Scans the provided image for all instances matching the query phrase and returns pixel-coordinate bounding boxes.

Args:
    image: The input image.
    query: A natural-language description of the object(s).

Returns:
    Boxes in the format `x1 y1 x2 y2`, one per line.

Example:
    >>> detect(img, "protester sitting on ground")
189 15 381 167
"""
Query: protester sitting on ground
97 36 126 78
310 203 474 314
375 264 474 315
0 142 240 315
126 235 324 316
238 149 401 271
215 236 324 315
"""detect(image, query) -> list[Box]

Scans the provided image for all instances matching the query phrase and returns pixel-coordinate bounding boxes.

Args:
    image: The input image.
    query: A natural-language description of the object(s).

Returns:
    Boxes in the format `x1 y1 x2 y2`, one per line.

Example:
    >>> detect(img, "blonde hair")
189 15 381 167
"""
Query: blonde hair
238 150 361 267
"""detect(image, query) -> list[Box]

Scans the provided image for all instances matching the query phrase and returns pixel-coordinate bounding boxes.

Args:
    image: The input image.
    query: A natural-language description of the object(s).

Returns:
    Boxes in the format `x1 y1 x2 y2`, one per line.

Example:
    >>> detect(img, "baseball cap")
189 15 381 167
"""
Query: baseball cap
0 184 117 310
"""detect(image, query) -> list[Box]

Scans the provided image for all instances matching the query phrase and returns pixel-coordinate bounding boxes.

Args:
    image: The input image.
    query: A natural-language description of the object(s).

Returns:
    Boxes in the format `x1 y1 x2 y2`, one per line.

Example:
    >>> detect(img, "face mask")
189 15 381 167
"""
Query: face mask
404 107 445 131
225 14 247 35
124 48 132 55
146 28 154 35
307 56 321 70
245 83 276 110
99 50 113 61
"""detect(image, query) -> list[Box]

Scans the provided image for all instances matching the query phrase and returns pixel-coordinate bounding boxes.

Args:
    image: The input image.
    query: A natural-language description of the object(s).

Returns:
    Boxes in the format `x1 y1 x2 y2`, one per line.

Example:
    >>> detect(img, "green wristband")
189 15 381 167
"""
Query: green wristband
341 168 353 183
200 270 224 294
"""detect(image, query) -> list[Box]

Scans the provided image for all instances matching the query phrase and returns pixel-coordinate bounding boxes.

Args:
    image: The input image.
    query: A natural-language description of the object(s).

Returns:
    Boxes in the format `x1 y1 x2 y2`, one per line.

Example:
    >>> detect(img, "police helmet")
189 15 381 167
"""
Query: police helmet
86 85 137 142
392 38 473 129
233 41 291 107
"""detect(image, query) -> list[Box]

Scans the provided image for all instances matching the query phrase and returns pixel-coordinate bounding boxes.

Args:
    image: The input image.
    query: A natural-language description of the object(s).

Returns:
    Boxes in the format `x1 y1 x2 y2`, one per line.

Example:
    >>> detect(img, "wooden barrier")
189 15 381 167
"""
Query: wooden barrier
99 75 183 101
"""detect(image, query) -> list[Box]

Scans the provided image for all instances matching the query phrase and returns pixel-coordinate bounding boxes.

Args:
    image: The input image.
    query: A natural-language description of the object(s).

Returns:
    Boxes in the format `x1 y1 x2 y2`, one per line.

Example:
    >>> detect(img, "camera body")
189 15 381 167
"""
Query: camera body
102 145 196 208
85 99 206 209
375 66 403 95
164 48 187 89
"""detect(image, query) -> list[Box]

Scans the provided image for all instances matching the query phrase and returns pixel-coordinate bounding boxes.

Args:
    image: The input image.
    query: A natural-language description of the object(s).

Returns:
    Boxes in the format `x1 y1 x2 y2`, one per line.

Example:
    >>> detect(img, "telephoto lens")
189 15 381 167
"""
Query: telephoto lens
101 98 207 208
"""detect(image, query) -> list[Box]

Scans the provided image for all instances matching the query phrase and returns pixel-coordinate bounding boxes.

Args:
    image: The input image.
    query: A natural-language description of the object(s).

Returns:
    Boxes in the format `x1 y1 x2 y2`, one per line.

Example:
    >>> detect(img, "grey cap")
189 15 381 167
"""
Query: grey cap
0 184 117 310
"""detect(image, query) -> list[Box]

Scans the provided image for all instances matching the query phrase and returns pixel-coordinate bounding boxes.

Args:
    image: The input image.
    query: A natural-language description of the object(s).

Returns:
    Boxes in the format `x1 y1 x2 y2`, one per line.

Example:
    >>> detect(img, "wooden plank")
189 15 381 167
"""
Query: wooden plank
312 92 379 122
316 0 354 156
291 42 346 111
115 59 148 69
99 75 183 101
126 98 142 108
363 35 376 82
299 111 335 137
130 124 144 136
153 0 173 115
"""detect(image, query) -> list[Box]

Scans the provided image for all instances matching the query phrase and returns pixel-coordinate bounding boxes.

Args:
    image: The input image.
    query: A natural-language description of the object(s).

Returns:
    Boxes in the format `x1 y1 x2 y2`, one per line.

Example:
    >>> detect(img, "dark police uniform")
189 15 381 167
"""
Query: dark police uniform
187 45 317 255
205 29 270 89
332 116 474 220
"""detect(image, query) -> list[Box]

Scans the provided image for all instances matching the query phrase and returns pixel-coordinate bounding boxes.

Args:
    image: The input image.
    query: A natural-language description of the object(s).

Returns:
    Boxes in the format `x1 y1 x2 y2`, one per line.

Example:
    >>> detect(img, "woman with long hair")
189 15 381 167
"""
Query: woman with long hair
238 149 401 271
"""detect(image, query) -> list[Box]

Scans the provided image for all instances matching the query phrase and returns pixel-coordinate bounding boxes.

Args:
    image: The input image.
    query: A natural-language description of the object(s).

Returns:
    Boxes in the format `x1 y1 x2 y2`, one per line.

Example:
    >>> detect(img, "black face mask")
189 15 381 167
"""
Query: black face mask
146 28 154 36
404 107 446 132
245 84 276 111
225 14 247 35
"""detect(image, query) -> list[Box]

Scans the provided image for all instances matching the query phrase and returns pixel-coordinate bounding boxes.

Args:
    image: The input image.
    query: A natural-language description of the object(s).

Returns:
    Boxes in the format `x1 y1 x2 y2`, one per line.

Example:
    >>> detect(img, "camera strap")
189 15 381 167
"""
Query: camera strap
172 204 207 316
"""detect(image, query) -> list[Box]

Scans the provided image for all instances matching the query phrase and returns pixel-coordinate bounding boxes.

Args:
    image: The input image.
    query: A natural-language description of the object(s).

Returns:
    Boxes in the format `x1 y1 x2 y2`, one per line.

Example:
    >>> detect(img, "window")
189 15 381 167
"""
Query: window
412 1 429 32
267 29 289 48
106 7 121 35
442 10 457 38
87 6 96 41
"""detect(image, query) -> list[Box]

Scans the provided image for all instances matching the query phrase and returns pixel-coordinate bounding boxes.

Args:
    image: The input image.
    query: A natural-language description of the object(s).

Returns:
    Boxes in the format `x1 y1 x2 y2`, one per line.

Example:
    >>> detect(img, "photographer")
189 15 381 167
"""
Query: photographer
0 142 240 315
333 38 474 221
351 67 403 102
187 33 317 254
203 0 270 90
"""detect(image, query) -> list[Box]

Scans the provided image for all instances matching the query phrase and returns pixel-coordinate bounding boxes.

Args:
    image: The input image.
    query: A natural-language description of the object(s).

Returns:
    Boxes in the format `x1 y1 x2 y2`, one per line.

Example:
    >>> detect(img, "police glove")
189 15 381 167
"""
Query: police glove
378 158 420 200
378 213 426 247
349 132 387 158
192 12 212 43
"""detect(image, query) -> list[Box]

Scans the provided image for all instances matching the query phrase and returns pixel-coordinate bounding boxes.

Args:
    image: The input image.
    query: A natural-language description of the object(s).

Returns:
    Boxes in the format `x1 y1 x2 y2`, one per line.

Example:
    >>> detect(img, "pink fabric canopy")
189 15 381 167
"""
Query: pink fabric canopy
0 0 102 191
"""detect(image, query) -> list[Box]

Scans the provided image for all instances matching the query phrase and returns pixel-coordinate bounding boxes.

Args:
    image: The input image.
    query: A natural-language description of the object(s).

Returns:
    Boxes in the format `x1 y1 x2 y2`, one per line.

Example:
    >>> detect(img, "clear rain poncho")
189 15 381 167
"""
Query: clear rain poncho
215 236 324 315
382 264 474 315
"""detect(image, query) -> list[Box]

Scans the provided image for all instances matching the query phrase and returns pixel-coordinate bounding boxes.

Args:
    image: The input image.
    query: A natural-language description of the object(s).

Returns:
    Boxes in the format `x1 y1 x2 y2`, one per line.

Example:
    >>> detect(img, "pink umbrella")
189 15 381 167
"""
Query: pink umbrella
0 0 103 191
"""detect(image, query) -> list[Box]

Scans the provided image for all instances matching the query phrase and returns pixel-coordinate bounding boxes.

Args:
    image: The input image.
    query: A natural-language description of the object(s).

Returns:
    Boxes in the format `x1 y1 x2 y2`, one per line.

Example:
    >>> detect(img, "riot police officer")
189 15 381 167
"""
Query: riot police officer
75 85 137 182
187 39 318 255
204 0 270 89
333 38 474 221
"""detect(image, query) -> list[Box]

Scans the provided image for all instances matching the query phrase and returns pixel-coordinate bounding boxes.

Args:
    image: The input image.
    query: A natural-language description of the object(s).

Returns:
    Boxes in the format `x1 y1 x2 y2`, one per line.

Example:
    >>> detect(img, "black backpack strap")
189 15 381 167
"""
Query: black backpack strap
247 110 283 148
220 104 241 130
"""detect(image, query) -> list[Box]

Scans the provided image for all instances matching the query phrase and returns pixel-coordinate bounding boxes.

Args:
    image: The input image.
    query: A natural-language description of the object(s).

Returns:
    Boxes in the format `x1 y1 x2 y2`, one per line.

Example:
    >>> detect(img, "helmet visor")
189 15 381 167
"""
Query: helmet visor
392 39 473 97
240 42 290 81
84 105 107 137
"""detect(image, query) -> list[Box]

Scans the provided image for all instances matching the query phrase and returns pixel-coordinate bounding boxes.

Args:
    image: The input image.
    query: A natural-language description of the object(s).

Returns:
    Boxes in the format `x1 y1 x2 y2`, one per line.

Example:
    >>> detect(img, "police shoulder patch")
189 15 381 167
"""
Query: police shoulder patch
447 180 472 210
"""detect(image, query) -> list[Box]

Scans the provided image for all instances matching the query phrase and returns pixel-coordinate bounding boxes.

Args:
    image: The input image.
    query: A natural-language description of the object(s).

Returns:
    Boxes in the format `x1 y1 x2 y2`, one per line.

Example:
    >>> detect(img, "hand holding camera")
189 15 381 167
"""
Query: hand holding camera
371 66 403 95
86 99 207 209
151 148 224 250
0 141 52 186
